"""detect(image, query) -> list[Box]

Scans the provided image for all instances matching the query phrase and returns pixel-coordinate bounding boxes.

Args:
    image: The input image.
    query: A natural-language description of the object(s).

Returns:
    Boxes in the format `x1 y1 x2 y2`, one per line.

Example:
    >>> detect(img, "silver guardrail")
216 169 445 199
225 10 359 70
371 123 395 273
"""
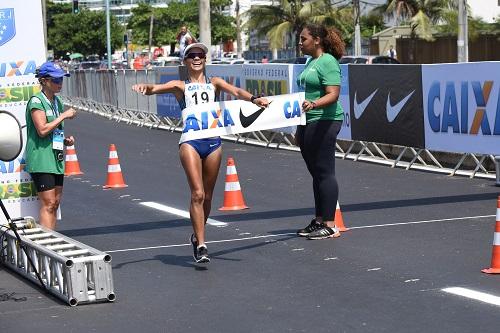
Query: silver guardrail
61 69 497 181
61 94 497 181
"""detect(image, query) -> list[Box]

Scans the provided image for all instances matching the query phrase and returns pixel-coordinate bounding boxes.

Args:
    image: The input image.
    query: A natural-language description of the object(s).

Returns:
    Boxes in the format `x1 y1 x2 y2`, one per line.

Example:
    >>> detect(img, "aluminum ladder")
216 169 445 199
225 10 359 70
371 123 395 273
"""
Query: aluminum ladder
1 217 115 306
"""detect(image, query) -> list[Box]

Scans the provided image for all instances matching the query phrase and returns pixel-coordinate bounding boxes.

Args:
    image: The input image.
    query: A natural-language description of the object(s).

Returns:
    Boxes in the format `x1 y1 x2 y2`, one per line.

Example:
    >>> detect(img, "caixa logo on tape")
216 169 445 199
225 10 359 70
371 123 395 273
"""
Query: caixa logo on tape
427 80 500 135
183 108 235 133
0 8 16 47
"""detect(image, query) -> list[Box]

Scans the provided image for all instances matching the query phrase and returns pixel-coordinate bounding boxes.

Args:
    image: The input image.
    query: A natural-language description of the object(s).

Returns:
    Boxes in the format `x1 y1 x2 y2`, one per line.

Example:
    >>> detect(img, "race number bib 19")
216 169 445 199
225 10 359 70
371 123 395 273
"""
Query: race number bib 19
184 83 216 108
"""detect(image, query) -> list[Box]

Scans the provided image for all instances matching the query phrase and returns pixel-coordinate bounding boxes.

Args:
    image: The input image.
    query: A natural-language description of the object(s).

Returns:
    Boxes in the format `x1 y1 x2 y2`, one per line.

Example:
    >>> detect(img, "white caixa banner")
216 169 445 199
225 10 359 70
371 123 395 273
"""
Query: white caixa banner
0 1 46 223
179 93 306 143
422 62 500 155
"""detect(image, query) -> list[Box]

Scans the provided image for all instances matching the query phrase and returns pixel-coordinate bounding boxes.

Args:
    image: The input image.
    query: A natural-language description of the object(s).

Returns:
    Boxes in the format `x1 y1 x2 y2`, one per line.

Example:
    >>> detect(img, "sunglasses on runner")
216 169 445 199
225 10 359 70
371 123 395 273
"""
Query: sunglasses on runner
49 77 64 84
185 52 206 60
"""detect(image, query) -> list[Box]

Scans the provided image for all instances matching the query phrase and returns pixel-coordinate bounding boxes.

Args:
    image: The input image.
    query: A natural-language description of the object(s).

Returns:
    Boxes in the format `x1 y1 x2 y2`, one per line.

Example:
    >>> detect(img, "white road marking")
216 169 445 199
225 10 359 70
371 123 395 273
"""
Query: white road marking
324 257 338 261
404 279 420 283
140 201 227 227
442 287 500 306
106 232 291 253
367 268 381 271
105 213 493 254
348 214 494 230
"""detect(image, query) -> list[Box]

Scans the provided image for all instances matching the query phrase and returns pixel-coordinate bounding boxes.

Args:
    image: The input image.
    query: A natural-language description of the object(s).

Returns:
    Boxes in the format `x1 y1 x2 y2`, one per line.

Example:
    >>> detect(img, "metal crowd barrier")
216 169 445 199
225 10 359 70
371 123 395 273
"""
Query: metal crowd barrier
61 69 497 181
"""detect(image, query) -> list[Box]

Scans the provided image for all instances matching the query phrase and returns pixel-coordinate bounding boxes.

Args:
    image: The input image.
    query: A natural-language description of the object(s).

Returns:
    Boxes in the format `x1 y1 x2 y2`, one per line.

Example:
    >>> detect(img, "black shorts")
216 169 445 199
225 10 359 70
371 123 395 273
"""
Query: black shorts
30 173 64 192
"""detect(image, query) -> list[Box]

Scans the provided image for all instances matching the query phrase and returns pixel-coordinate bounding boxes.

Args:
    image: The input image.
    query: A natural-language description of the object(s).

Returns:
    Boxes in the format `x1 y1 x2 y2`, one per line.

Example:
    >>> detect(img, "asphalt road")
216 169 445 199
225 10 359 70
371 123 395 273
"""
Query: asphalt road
1 111 499 333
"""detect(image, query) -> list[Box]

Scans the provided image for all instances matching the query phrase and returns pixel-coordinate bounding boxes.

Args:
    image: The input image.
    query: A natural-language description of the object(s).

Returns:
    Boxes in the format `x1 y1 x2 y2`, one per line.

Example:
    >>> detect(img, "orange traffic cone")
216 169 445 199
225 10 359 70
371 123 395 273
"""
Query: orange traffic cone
334 200 349 232
219 157 248 211
64 145 83 176
482 196 500 274
103 144 128 189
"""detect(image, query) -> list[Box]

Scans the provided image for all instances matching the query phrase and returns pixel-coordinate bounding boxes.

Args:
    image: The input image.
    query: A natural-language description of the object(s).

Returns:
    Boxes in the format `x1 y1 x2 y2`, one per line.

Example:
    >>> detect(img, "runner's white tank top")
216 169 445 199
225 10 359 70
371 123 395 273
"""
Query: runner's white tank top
182 81 216 109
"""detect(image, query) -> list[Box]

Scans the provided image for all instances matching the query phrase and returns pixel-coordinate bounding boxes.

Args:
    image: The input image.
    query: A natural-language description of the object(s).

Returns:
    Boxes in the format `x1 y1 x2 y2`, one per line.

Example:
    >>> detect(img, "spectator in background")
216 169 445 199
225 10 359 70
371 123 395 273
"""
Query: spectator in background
295 23 345 240
25 62 77 230
387 45 397 59
153 46 164 59
261 55 269 64
177 25 195 59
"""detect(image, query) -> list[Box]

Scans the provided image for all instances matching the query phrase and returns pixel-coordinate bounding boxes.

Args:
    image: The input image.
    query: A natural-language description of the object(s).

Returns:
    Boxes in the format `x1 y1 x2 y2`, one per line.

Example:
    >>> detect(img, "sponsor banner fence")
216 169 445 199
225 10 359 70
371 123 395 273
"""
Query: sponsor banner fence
156 66 181 117
0 0 46 223
243 63 291 98
422 62 500 155
206 64 245 101
180 92 305 143
349 64 425 148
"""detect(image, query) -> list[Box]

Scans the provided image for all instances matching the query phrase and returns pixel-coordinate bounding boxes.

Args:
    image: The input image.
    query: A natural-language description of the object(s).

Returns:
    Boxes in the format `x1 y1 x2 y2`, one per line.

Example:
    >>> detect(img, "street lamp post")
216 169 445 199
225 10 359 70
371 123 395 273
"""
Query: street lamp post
199 0 212 63
457 0 468 62
105 0 112 69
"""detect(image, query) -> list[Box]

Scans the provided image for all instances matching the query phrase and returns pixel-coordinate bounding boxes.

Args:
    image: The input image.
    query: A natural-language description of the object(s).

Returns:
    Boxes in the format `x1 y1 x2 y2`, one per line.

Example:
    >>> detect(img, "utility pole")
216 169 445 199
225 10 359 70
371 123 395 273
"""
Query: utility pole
41 0 47 58
457 0 468 62
353 0 361 56
199 0 212 63
148 14 154 62
105 0 112 69
236 0 242 58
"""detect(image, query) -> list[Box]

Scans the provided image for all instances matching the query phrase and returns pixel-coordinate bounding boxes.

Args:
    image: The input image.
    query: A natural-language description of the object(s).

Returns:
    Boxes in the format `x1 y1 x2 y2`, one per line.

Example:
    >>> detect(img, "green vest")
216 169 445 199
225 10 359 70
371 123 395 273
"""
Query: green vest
25 92 65 174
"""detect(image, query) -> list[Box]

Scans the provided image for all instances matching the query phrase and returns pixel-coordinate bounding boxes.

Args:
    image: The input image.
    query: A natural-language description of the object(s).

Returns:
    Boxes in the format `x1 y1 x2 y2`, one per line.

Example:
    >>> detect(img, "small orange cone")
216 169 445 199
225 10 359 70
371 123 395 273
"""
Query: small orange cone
103 144 128 189
334 200 349 232
482 196 500 274
64 145 83 176
219 157 248 211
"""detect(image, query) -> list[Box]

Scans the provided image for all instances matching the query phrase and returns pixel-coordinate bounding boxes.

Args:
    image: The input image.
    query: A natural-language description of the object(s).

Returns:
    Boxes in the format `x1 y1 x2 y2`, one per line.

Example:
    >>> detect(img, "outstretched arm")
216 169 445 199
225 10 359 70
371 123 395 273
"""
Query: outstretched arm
211 77 269 107
132 80 184 100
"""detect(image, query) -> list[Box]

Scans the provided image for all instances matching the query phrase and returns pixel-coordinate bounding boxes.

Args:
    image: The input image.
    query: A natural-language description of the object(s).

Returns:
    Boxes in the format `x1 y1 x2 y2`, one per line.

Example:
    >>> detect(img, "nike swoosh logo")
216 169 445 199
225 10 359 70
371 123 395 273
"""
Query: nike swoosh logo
239 101 272 128
386 90 414 122
353 90 377 119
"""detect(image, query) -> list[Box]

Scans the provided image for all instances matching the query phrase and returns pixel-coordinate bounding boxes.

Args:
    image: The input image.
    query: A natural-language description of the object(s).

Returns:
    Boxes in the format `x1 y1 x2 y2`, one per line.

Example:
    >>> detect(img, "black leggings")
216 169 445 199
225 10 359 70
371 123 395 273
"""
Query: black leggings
297 120 342 221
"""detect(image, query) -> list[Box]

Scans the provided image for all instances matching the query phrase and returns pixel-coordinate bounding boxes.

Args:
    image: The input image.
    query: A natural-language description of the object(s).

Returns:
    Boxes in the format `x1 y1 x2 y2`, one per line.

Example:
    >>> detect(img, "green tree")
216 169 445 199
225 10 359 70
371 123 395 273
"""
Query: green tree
438 5 497 41
360 12 387 38
48 9 124 59
379 0 451 40
244 0 337 56
126 0 235 50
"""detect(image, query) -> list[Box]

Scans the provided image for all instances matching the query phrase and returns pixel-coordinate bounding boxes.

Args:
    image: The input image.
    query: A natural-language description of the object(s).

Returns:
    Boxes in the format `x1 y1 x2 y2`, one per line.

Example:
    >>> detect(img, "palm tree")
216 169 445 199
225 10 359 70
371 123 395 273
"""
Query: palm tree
244 0 337 57
382 0 452 40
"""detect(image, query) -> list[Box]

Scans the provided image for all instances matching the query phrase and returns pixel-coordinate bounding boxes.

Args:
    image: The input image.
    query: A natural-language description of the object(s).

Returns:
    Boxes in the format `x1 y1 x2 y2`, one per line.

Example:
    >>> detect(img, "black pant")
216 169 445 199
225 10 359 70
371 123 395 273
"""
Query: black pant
297 120 342 221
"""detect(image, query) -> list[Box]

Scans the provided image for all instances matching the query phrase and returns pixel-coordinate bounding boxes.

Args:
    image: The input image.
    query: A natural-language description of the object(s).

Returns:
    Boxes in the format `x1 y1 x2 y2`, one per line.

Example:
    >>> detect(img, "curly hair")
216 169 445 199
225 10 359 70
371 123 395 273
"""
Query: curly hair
303 23 345 60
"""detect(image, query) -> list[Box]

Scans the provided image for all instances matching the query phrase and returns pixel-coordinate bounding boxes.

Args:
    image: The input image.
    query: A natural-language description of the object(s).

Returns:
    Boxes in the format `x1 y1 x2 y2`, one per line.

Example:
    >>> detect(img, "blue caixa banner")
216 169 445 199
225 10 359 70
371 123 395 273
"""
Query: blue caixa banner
155 67 181 118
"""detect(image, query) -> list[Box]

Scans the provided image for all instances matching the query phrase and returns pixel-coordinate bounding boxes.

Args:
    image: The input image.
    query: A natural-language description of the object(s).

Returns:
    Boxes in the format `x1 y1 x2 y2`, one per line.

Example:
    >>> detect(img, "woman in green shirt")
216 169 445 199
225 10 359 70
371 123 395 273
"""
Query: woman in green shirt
295 23 345 240
25 61 77 230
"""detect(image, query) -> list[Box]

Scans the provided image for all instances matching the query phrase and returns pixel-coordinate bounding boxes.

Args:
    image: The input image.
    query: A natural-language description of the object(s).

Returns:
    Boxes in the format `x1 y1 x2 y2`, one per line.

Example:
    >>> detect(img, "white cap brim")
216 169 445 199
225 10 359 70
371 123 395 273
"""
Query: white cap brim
184 43 208 58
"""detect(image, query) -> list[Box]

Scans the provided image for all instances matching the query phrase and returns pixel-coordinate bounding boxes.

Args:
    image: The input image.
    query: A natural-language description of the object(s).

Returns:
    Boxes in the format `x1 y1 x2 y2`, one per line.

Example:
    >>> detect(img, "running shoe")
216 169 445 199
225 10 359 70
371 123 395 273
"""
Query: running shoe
306 225 341 240
297 218 323 237
195 245 210 263
190 233 198 260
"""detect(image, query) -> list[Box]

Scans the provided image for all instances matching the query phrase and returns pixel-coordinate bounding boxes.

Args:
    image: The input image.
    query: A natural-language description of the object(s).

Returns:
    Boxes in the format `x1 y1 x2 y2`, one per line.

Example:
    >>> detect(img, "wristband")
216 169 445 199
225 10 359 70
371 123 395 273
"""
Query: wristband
311 101 317 109
250 95 258 103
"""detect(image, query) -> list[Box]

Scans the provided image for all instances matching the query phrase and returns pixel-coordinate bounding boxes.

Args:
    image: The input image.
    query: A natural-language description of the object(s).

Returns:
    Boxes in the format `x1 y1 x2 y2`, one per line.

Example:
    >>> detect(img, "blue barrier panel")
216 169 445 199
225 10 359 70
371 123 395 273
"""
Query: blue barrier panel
155 66 181 118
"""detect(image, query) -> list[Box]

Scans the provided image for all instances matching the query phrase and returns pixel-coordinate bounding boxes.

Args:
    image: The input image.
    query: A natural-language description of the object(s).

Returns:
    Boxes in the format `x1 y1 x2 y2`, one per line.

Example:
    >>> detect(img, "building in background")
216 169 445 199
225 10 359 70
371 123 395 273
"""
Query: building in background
50 0 175 24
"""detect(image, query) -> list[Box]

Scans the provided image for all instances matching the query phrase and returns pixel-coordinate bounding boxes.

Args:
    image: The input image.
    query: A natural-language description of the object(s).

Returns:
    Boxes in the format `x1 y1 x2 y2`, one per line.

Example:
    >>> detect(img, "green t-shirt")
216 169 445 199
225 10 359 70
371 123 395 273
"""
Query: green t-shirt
297 53 344 123
25 92 65 174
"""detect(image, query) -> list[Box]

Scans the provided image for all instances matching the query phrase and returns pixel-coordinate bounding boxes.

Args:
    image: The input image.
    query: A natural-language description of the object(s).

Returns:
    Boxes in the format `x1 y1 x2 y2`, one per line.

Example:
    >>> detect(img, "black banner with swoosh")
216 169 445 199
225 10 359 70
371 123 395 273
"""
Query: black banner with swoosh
348 64 425 148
